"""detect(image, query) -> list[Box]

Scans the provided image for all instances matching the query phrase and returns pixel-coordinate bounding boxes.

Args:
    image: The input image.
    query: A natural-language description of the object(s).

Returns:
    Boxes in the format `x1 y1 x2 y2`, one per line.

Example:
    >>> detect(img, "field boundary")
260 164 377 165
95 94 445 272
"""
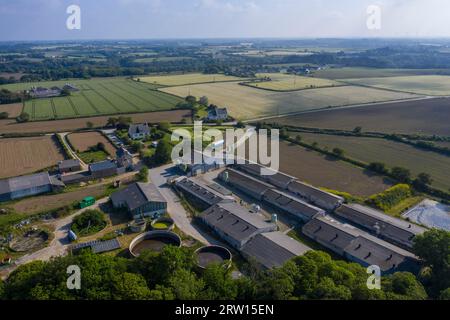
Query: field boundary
239 81 349 93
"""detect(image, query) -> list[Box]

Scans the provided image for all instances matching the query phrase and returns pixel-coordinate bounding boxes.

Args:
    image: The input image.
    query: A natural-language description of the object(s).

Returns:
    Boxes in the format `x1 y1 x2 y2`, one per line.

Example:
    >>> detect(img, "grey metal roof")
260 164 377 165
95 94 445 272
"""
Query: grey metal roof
58 159 81 170
263 188 325 221
335 204 426 248
223 168 273 197
237 163 296 189
303 215 419 272
0 172 51 195
72 238 121 254
287 180 344 208
89 160 117 172
110 182 166 212
242 231 311 269
200 201 276 244
176 177 232 206
128 123 150 135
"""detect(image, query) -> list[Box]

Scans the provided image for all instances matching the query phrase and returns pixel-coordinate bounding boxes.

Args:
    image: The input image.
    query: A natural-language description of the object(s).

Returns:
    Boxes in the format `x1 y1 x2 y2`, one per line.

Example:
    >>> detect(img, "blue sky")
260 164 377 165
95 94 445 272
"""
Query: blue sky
1 0 449 41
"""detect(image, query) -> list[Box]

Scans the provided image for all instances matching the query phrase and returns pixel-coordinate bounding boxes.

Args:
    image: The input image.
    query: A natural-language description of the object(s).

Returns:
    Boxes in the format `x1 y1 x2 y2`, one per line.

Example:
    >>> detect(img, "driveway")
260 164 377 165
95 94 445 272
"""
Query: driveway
149 164 219 246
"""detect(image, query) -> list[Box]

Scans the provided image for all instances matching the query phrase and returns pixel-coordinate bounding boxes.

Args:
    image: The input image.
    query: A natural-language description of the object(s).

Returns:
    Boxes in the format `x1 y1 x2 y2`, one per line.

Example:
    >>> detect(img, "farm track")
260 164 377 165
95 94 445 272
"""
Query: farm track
67 96 80 116
50 99 57 118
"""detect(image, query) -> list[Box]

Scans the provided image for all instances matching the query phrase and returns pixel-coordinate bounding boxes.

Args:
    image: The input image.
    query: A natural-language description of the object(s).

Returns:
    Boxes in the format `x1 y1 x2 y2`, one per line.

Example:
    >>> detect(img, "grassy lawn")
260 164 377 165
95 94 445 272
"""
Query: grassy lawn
78 150 109 163
385 196 425 218
246 73 344 91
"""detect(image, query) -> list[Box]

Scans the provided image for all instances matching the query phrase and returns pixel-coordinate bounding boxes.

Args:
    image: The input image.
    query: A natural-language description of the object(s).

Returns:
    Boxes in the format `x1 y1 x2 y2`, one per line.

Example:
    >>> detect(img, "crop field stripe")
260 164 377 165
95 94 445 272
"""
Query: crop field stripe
67 96 80 115
79 91 101 114
124 81 183 106
50 99 57 118
98 83 141 112
109 82 153 109
114 82 171 109
32 100 36 119
84 84 121 113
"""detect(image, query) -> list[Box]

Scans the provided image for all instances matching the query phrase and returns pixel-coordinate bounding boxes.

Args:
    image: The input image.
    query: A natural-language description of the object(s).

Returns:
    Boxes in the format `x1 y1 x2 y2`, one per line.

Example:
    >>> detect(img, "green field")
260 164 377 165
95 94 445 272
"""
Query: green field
139 73 247 86
246 73 344 91
161 81 418 120
1 78 183 121
342 75 450 96
292 132 450 191
312 67 450 80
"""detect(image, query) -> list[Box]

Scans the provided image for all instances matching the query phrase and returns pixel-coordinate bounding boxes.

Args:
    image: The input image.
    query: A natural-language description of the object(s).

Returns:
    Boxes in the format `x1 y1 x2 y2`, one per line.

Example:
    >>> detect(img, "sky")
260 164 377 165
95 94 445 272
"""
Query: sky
1 0 450 41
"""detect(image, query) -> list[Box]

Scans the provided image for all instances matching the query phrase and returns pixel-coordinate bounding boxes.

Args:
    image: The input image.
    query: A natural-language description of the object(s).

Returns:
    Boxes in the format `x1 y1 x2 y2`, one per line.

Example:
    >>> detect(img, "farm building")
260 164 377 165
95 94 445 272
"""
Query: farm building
287 180 343 211
241 231 311 269
237 163 295 189
177 150 226 177
0 172 64 202
116 147 133 169
199 201 277 250
334 204 426 249
29 86 61 98
71 238 121 254
89 160 118 179
58 159 82 173
110 182 167 220
128 123 150 140
206 106 228 121
262 188 325 222
235 163 344 211
302 215 420 274
219 168 273 200
174 177 234 210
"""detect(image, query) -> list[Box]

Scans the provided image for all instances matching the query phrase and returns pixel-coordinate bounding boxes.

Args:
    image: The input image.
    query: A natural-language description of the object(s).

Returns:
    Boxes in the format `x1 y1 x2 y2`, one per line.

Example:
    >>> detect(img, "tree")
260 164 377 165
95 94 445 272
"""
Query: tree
96 142 105 152
86 121 94 129
236 120 245 128
112 272 151 300
391 166 411 183
107 117 119 128
368 162 387 174
413 229 450 296
158 122 170 132
71 209 107 236
383 272 427 300
168 269 204 300
201 264 237 300
137 166 149 182
185 95 197 105
0 112 8 119
295 135 302 143
439 287 450 300
413 172 433 190
353 126 362 134
332 148 345 157
16 112 30 123
153 139 171 165
199 96 209 106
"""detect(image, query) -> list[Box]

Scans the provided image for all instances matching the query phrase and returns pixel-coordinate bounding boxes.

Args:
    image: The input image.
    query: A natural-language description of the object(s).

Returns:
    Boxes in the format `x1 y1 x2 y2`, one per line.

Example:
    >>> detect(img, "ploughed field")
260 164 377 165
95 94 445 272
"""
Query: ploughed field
269 97 450 136
1 78 183 121
0 135 65 179
0 103 23 118
67 131 117 156
292 132 450 191
160 81 418 120
0 109 191 134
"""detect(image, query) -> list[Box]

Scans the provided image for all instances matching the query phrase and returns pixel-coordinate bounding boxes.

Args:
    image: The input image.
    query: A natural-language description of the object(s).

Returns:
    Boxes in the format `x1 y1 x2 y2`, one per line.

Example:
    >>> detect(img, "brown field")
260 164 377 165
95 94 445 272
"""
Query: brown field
0 103 23 118
277 141 393 197
0 72 26 80
0 135 65 179
68 131 116 155
269 98 450 136
0 109 191 134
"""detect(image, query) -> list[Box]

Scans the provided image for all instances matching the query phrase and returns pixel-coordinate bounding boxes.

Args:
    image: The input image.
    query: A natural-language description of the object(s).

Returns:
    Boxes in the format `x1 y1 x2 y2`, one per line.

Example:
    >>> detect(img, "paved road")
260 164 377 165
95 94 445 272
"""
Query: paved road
149 164 219 245
0 198 109 280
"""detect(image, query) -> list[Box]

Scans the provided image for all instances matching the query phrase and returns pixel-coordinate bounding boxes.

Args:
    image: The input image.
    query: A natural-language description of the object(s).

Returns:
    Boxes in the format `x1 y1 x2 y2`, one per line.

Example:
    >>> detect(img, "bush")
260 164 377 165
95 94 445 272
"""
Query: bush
0 112 8 119
366 184 412 211
16 112 30 123
71 209 107 236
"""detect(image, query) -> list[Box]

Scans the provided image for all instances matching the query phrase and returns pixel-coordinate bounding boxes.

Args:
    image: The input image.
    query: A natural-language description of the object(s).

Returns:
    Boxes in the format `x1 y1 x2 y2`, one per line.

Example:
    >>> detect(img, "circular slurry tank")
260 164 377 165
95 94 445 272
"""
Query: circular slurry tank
194 245 232 269
129 231 181 257
151 217 175 231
